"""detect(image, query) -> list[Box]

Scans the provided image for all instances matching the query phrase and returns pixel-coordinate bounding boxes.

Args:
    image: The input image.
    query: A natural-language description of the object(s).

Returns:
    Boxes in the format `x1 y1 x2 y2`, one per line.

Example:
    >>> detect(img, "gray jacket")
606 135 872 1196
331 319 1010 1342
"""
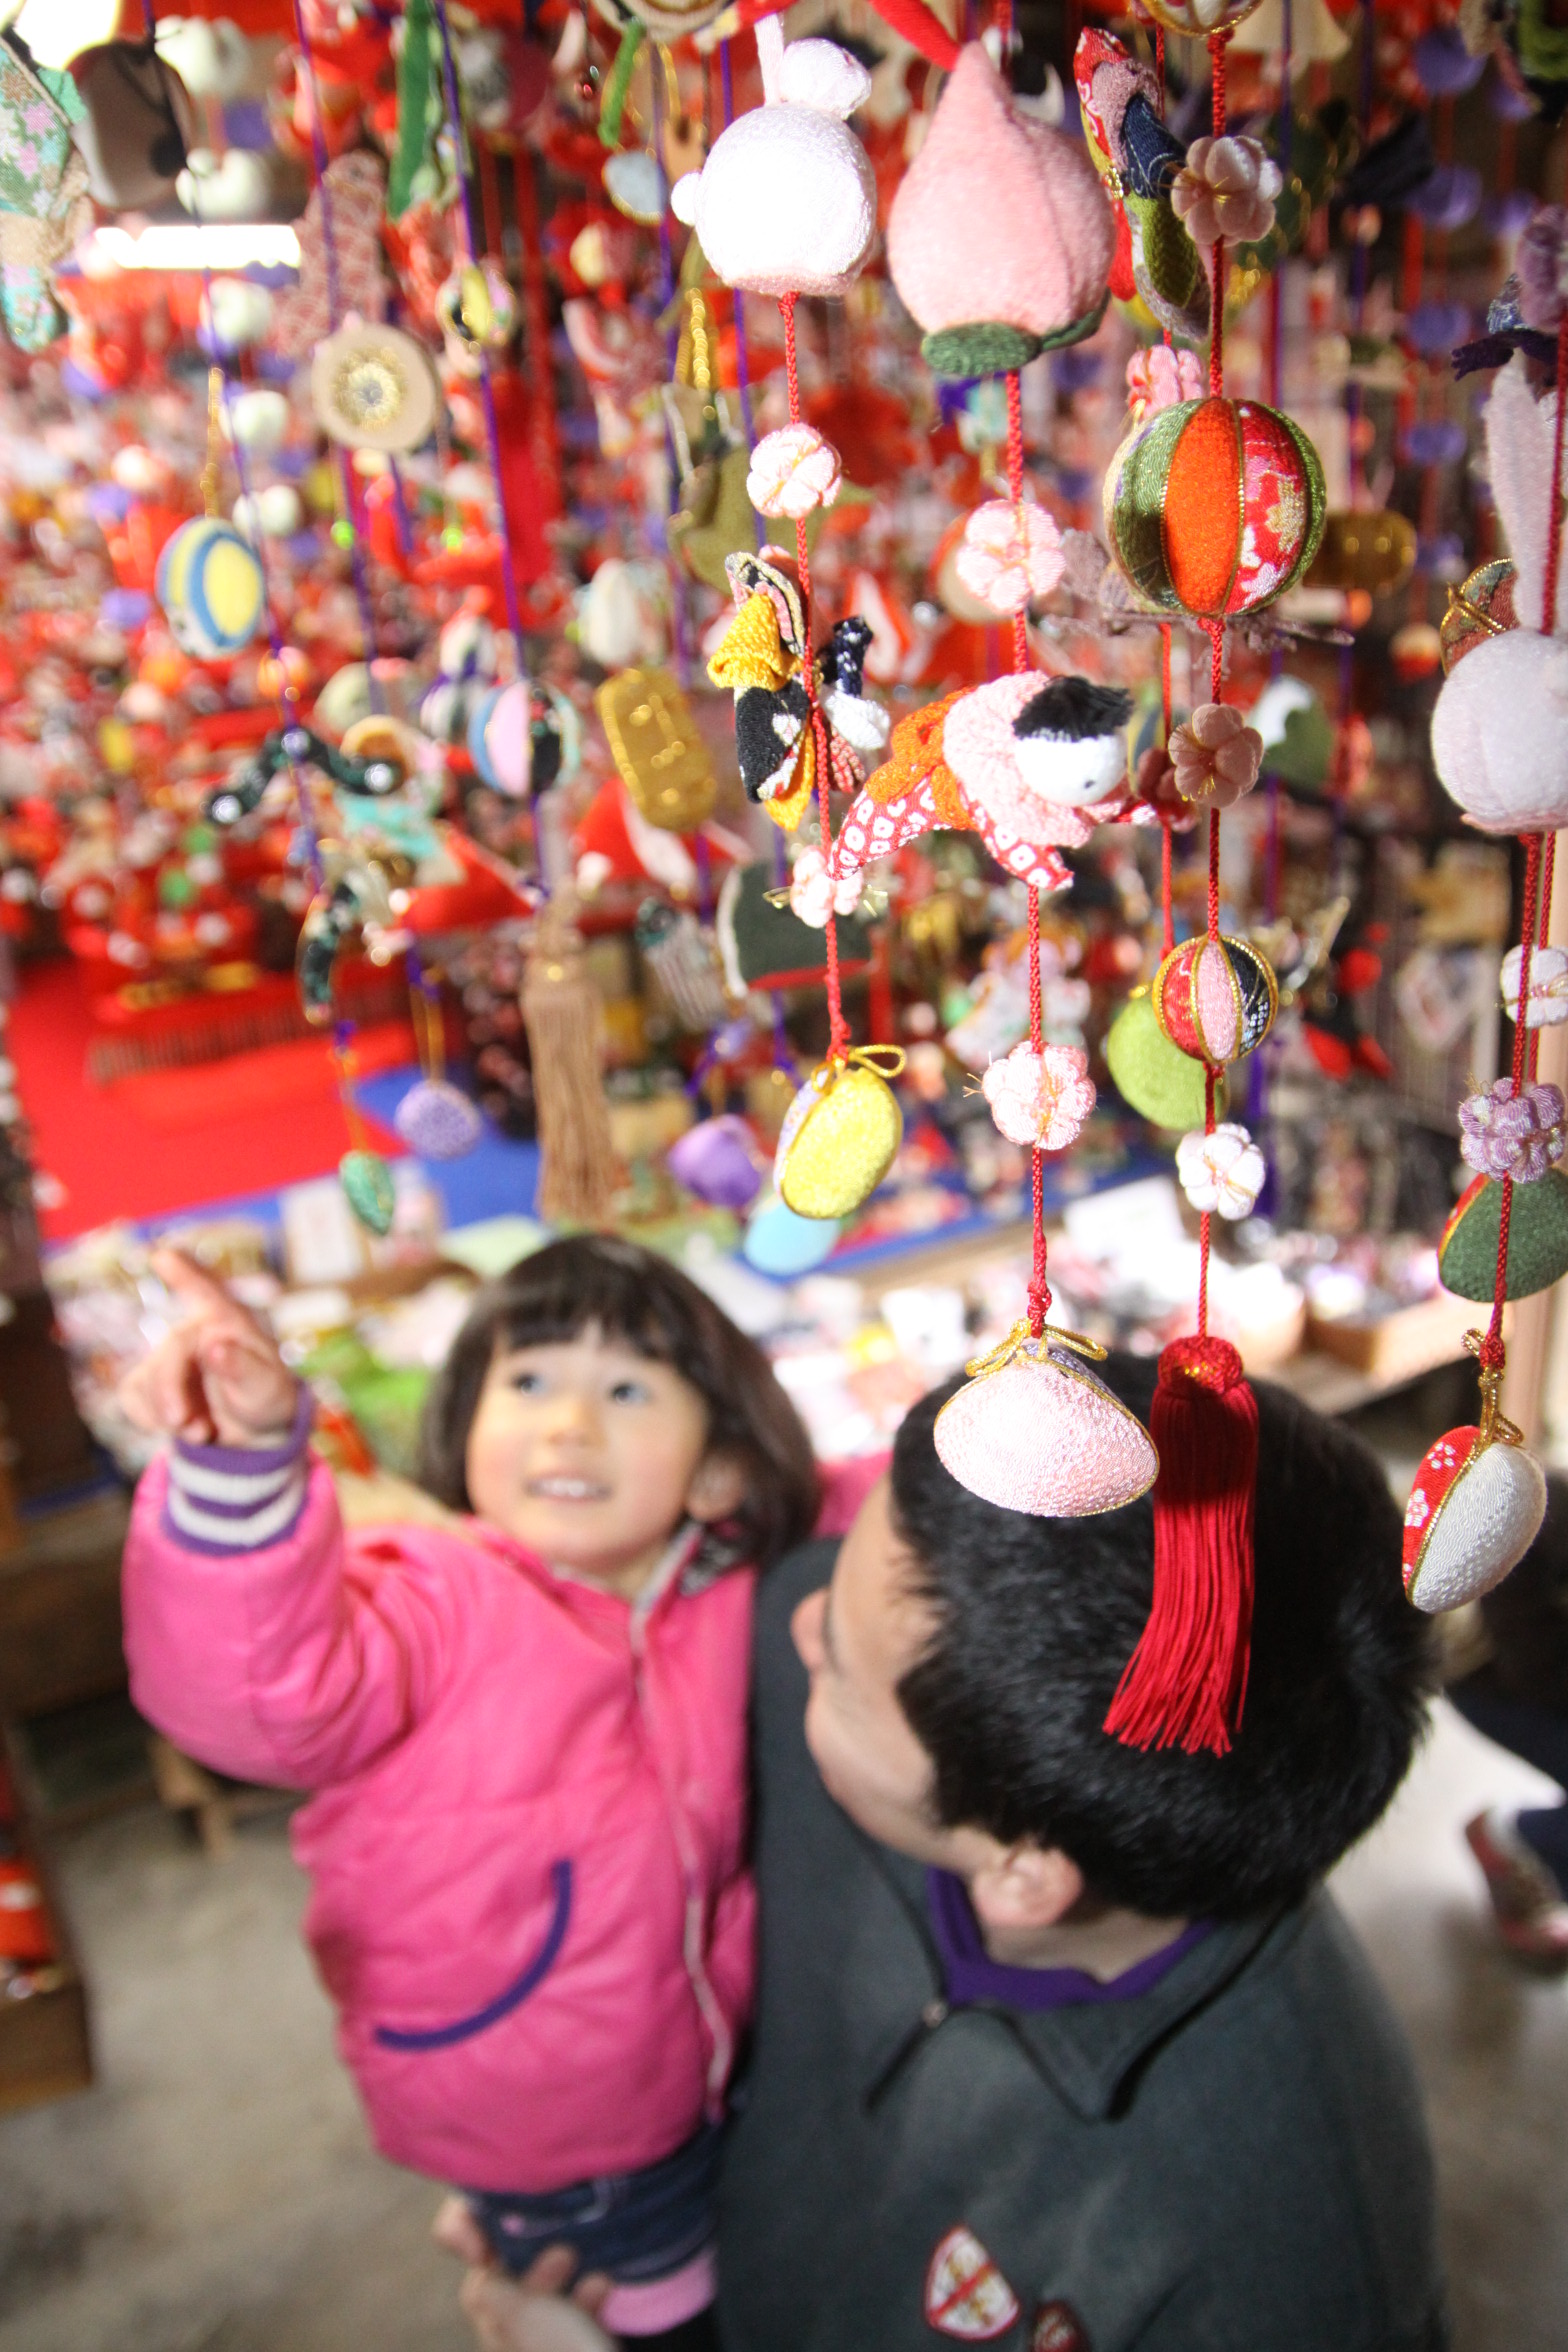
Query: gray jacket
717 1542 1447 2352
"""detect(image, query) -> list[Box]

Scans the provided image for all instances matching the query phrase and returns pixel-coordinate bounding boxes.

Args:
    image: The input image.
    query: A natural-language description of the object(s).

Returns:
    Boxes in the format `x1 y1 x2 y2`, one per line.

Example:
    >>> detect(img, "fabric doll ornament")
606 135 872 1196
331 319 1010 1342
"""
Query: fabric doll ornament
887 43 1114 379
774 1047 906 1221
934 1324 1158 1517
1438 1169 1568 1302
669 22 876 300
1403 1349 1548 1613
707 551 814 828
1074 29 1210 343
836 675 1148 898
1431 361 1568 832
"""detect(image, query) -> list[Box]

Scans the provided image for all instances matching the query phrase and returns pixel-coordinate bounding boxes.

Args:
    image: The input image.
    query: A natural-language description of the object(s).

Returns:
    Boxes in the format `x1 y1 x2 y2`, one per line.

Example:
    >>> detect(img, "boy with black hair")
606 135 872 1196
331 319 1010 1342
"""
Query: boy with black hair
452 1357 1446 2352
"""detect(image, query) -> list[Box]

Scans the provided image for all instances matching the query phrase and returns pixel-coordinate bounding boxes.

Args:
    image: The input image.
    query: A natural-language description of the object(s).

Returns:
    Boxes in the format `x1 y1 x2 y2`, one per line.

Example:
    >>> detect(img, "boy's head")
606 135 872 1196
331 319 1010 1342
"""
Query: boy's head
793 1353 1432 1926
422 1235 818 1581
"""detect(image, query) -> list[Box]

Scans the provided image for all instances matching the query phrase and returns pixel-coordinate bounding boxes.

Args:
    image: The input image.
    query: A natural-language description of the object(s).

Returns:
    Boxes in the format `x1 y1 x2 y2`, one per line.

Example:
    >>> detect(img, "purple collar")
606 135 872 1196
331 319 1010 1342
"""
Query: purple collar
926 1869 1214 2013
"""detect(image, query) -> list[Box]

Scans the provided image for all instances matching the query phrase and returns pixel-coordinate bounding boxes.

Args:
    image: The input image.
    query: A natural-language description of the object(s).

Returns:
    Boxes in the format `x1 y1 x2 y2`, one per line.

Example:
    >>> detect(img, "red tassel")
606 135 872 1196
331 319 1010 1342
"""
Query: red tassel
1103 1335 1257 1757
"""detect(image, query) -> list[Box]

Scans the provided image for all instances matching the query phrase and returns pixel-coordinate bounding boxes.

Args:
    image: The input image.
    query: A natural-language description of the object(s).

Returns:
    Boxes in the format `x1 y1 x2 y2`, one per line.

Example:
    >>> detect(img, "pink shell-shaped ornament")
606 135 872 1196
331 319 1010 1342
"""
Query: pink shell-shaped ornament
935 1332 1159 1517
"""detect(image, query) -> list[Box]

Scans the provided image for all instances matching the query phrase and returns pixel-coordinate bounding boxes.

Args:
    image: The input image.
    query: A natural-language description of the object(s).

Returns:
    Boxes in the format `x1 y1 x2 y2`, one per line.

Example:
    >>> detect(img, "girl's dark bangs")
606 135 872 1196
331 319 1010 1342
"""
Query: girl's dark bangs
496 1249 687 1366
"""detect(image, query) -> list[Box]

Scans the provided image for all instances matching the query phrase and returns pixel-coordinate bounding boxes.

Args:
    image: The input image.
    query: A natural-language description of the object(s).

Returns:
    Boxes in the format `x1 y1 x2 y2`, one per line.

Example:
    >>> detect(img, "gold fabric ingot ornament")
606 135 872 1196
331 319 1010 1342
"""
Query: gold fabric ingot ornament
775 1047 905 1220
595 667 718 832
1305 509 1417 597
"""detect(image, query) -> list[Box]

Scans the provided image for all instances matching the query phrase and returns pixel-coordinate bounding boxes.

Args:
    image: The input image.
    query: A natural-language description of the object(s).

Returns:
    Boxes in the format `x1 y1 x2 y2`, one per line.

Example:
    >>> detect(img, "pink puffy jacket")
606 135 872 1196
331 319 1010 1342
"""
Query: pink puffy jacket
123 1455 756 2194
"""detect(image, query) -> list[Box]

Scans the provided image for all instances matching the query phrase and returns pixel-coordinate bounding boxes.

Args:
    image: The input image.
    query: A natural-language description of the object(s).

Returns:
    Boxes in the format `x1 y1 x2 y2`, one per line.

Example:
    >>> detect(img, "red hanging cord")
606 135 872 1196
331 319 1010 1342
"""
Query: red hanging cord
1160 623 1175 955
1006 362 1051 1334
1483 831 1544 1371
1006 367 1029 675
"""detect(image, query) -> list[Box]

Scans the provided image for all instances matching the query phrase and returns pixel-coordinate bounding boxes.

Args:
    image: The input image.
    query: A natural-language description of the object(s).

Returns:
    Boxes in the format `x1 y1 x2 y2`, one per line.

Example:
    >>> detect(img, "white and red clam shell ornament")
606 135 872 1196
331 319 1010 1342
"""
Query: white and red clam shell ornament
936 1324 1158 1517
1403 1370 1547 1612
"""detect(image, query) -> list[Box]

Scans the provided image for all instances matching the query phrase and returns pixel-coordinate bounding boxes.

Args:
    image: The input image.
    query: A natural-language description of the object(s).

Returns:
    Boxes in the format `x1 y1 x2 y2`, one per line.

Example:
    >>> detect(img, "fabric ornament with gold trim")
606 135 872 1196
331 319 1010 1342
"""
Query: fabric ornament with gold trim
836 674 1150 897
1439 558 1516 672
1438 1168 1568 1302
934 1324 1159 1517
774 1046 905 1220
596 667 717 833
1152 934 1278 1069
311 323 439 453
1403 1350 1548 1613
1108 395 1326 622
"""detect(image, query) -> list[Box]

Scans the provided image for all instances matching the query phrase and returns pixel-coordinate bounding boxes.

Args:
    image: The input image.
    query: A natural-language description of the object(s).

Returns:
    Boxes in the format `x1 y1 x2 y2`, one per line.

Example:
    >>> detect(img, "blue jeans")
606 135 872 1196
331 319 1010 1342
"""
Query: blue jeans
466 2120 723 2285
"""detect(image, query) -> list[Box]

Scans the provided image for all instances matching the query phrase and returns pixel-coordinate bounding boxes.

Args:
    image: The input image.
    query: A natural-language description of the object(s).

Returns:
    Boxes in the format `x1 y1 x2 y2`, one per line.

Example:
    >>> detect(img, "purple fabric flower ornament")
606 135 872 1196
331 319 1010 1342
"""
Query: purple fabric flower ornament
1459 1078 1568 1184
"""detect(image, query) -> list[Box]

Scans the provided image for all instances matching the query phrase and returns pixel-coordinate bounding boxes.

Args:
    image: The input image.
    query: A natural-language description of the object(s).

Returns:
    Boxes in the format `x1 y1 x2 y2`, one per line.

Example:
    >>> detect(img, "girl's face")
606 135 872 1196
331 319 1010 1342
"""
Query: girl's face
464 1323 745 1598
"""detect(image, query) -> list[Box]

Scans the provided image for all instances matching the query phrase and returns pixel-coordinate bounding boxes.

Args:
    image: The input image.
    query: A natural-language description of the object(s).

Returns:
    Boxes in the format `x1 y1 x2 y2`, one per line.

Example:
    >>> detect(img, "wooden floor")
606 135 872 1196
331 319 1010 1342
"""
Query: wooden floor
0 1697 1562 2352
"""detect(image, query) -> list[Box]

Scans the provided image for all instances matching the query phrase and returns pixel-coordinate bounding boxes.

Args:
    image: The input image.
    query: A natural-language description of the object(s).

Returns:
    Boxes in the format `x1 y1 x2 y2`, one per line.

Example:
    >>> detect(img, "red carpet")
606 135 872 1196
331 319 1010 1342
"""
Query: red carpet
11 960 406 1241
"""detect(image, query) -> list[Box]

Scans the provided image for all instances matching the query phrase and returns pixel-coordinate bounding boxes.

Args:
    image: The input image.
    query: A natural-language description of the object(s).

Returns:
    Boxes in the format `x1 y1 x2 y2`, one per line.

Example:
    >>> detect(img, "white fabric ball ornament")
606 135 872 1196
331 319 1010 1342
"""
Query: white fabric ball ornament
1431 630 1568 833
669 24 875 297
1176 1122 1266 1220
747 425 842 519
1502 943 1568 1028
221 388 289 456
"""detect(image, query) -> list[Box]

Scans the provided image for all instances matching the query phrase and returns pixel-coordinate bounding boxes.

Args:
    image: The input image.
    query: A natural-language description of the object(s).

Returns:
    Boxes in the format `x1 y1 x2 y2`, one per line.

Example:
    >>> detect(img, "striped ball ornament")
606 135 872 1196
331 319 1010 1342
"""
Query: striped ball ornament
1152 934 1278 1070
1110 396 1326 622
155 516 265 659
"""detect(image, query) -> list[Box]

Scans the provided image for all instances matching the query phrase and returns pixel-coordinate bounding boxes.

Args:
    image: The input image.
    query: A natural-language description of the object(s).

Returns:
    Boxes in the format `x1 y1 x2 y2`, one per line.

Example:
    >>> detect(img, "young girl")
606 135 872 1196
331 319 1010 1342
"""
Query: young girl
120 1234 818 2350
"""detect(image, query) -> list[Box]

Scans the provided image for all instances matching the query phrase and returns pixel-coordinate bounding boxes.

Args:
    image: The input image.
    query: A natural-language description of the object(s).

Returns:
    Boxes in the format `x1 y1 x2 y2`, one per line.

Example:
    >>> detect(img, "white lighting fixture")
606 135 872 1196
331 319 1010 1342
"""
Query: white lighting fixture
10 0 118 69
77 224 301 275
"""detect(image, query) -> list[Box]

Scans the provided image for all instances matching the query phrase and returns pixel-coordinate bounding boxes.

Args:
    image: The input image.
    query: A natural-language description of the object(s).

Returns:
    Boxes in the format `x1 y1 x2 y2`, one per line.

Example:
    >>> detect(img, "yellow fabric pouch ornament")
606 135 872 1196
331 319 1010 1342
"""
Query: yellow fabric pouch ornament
935 1324 1159 1516
774 1046 905 1220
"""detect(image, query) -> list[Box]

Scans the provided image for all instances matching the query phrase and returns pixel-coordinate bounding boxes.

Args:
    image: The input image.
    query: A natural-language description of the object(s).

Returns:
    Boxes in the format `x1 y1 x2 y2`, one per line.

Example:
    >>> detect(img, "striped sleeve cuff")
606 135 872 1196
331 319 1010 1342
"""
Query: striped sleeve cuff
163 1389 314 1557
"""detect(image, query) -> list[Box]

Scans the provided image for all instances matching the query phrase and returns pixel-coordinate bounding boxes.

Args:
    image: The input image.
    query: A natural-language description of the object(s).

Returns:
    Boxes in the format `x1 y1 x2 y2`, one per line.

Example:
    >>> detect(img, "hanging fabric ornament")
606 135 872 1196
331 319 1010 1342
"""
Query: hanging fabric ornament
596 668 718 832
886 43 1115 378
339 1147 397 1236
1404 1348 1548 1612
1431 360 1568 833
1439 559 1516 672
1074 29 1209 343
934 1325 1158 1516
1137 0 1263 31
747 426 842 522
395 982 483 1160
1152 935 1279 1067
981 1043 1096 1152
668 1115 765 1211
311 323 440 453
1176 1123 1266 1220
774 1048 906 1220
742 1193 843 1276
1106 990 1219 1129
1438 1169 1568 1301
1109 396 1326 621
1307 511 1419 597
955 502 1066 619
155 516 265 659
1459 1078 1567 1183
1501 943 1568 1027
635 900 727 1034
521 896 619 1227
668 28 875 298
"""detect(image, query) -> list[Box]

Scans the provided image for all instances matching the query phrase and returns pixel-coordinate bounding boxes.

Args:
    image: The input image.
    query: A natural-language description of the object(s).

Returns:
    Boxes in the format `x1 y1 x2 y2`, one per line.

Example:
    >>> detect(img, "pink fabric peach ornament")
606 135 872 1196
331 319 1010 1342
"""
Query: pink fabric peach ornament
747 425 843 520
935 1324 1159 1517
886 43 1115 379
955 501 1067 618
1176 1122 1266 1220
669 22 876 299
1170 137 1283 250
981 1041 1096 1151
1404 1379 1547 1612
1170 704 1264 808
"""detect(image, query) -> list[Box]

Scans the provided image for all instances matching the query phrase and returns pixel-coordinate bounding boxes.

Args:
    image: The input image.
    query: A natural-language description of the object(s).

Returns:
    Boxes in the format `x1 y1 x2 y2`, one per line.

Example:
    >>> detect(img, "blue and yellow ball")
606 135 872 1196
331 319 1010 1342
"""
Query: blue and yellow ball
155 516 265 660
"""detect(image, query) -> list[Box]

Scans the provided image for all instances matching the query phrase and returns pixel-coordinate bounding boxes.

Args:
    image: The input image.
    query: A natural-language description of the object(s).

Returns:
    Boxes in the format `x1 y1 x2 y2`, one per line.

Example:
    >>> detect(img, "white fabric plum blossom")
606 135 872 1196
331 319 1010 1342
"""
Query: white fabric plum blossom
1171 136 1283 250
788 845 864 928
747 425 843 520
1176 1122 1267 1220
1170 703 1265 808
954 500 1067 617
981 1041 1096 1150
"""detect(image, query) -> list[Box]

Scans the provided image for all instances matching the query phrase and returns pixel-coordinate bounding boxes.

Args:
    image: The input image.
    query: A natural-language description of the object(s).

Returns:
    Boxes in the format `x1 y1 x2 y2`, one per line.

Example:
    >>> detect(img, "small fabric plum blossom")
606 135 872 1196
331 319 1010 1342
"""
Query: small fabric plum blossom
1458 1077 1567 1183
788 844 864 928
1133 742 1201 832
981 1041 1096 1152
1501 944 1568 1029
1171 136 1283 250
1126 344 1205 424
1170 703 1265 808
955 500 1067 617
1176 1122 1267 1221
747 425 843 520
